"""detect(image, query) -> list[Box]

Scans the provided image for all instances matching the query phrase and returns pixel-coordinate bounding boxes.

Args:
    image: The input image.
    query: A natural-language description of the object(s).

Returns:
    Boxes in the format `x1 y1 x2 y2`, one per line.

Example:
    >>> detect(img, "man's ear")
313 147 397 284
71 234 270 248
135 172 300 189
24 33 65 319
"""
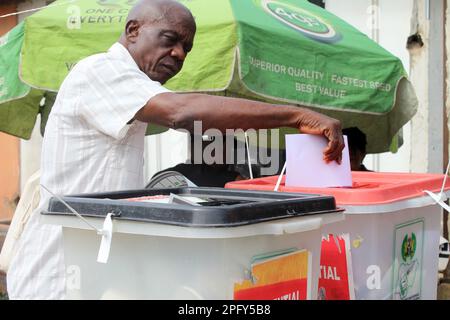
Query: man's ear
125 20 140 43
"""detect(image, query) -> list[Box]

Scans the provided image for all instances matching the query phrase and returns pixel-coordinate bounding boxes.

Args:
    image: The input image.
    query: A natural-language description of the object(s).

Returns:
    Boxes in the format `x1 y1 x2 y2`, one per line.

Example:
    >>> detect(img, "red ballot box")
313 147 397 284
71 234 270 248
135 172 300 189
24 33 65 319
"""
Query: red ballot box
226 171 450 300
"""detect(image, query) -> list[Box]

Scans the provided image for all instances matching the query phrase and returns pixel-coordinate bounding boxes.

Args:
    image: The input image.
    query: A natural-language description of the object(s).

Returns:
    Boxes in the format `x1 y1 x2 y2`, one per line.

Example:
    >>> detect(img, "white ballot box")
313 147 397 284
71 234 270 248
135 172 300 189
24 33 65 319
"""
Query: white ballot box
226 171 450 300
41 188 344 300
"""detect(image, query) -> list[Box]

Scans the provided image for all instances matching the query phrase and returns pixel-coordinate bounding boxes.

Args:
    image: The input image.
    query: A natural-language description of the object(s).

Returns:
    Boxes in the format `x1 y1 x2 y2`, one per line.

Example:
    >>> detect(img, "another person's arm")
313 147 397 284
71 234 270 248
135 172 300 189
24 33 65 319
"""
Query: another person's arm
135 92 344 163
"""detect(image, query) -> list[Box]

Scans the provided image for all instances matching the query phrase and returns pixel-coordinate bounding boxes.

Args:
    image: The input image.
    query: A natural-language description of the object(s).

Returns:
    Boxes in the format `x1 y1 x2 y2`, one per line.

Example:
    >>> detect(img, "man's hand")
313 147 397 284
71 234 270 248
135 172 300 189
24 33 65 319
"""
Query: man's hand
138 93 345 163
296 107 344 164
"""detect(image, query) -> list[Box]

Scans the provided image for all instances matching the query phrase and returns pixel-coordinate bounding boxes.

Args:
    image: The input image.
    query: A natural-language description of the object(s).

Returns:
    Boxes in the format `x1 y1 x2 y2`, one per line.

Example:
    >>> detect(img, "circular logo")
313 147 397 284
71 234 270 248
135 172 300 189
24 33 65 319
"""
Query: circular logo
261 0 341 44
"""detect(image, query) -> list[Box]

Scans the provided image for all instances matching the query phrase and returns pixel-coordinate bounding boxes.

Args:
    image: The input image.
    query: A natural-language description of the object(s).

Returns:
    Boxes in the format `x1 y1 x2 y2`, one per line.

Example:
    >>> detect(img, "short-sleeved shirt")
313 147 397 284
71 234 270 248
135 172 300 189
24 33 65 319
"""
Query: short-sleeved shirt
7 43 170 299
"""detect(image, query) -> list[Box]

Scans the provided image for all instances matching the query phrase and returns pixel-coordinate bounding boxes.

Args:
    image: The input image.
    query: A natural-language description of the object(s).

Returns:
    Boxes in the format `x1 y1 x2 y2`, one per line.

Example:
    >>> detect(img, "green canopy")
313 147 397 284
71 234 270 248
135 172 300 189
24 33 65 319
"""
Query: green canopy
0 0 417 152
0 22 44 138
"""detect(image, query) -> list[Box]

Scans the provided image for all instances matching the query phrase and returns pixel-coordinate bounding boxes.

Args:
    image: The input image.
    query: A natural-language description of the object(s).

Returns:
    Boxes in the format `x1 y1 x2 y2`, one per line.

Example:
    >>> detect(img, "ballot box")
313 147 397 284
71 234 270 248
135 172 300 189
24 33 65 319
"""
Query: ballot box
226 171 450 300
40 187 343 300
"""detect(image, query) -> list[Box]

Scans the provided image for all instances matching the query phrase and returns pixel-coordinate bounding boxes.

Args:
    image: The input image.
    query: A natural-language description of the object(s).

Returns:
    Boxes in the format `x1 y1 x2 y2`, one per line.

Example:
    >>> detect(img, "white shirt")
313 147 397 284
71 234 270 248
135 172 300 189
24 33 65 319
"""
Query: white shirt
7 43 170 299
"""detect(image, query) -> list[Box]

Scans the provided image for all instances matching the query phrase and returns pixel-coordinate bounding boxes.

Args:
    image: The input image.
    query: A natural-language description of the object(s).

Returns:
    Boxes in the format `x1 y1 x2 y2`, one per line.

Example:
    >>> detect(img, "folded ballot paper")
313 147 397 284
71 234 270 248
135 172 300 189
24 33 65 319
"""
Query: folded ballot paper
285 134 352 188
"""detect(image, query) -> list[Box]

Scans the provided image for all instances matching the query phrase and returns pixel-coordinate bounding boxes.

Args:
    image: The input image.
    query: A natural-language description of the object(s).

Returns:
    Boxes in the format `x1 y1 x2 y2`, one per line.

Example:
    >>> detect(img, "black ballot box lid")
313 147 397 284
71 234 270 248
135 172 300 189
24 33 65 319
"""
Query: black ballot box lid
43 187 343 228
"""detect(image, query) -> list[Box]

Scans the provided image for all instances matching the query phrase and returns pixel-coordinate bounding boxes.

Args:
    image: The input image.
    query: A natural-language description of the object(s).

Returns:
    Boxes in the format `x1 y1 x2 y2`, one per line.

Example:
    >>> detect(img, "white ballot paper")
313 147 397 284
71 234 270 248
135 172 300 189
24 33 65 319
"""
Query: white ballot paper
285 134 352 188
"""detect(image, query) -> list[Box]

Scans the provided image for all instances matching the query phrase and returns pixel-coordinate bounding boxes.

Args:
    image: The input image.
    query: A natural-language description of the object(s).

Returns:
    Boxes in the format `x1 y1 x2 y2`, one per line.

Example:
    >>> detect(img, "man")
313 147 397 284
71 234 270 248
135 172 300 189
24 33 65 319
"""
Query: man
342 127 371 171
7 0 343 299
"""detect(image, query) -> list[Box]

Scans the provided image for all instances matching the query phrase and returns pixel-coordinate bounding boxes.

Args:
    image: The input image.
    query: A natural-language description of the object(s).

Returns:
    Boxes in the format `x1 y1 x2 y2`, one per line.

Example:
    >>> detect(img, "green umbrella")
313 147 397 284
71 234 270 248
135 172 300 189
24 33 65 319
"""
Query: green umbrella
0 0 417 152
0 21 44 139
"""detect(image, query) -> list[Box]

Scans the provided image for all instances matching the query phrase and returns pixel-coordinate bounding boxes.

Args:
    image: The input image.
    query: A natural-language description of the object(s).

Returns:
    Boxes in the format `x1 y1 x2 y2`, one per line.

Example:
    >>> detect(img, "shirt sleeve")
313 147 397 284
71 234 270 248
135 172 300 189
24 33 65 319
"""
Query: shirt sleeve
79 57 171 140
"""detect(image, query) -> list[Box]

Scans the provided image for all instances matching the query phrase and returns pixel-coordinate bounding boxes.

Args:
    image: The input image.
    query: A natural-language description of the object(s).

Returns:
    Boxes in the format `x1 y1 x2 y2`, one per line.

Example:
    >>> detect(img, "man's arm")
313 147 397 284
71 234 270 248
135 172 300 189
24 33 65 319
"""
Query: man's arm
135 92 344 163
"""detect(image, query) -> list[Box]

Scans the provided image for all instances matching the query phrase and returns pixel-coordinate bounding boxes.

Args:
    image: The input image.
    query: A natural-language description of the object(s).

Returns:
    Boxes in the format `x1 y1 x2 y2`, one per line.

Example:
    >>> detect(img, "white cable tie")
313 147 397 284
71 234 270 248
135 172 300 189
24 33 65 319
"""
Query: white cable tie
41 184 102 234
274 162 287 192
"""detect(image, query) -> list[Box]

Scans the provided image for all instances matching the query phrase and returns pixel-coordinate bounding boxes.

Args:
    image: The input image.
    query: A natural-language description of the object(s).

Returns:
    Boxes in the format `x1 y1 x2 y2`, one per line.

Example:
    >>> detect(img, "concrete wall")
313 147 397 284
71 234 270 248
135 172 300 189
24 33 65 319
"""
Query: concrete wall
326 0 414 172
407 0 446 174
408 0 430 173
446 2 450 170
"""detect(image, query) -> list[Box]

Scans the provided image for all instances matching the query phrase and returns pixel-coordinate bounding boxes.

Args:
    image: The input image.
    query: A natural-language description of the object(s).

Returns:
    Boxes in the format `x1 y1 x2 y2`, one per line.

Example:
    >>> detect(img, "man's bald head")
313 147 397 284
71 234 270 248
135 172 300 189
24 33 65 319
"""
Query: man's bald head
126 0 195 29
119 0 196 84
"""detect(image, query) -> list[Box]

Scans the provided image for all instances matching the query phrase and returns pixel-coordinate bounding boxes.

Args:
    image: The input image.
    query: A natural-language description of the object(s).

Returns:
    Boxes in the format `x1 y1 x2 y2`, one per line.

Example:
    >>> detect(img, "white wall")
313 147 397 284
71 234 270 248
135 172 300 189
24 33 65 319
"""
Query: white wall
408 0 431 173
326 0 414 172
144 129 189 183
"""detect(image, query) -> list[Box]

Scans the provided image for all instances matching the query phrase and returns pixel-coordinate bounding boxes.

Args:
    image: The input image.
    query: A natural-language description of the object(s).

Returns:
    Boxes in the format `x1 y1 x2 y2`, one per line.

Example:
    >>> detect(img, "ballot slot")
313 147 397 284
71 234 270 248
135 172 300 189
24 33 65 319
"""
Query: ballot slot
125 193 259 207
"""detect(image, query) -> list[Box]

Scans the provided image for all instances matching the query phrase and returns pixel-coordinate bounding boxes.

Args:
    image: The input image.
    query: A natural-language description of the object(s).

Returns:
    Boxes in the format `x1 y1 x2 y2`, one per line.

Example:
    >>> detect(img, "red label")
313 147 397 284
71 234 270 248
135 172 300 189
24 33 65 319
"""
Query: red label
318 234 354 300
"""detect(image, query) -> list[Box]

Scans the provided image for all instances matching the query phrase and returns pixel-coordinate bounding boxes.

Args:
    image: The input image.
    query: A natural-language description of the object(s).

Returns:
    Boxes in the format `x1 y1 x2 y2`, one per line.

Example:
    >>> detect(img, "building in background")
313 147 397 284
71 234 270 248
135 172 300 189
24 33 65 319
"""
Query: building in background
325 0 414 173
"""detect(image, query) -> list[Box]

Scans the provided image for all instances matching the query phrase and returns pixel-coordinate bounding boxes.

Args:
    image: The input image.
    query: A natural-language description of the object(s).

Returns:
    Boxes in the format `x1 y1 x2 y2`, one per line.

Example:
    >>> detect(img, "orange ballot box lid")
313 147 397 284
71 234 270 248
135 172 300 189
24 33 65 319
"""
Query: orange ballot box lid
225 171 450 206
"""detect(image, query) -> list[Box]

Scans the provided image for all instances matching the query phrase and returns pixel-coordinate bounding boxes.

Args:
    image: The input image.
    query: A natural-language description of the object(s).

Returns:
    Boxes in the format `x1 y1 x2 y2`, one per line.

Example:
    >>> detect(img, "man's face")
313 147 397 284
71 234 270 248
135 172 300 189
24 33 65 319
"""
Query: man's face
129 11 195 84
349 149 365 171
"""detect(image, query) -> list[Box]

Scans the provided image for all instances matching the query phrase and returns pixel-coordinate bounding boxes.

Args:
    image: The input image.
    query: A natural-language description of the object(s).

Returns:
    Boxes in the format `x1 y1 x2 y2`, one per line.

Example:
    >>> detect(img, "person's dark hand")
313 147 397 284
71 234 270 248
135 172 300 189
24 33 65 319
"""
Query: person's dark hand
296 108 344 164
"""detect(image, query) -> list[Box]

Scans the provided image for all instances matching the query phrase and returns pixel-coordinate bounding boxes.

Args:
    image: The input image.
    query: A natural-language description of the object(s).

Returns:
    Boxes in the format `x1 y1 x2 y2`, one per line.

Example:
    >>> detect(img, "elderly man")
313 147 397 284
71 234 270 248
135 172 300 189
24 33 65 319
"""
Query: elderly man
7 0 343 299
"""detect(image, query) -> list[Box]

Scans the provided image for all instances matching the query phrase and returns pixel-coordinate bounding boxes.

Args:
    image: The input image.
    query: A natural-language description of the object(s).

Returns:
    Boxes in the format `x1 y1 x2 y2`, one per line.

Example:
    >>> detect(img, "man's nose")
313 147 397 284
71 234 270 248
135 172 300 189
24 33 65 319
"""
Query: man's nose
170 43 187 61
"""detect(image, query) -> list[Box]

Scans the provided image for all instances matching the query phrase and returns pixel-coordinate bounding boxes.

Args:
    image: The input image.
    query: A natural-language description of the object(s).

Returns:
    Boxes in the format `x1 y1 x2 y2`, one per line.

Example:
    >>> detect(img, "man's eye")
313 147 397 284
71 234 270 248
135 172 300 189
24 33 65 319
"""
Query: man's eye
163 34 177 42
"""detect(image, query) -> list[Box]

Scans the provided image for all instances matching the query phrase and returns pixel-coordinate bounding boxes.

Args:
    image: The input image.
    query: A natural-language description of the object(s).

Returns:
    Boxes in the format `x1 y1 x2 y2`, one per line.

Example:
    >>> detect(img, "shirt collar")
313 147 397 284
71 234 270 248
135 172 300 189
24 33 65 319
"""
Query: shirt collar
108 42 141 71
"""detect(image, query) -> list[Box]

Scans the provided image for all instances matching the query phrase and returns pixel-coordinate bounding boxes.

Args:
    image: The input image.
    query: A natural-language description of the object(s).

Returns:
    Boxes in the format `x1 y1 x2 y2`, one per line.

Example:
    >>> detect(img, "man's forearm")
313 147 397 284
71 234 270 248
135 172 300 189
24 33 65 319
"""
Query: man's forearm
174 94 305 132
138 92 304 132
136 91 343 163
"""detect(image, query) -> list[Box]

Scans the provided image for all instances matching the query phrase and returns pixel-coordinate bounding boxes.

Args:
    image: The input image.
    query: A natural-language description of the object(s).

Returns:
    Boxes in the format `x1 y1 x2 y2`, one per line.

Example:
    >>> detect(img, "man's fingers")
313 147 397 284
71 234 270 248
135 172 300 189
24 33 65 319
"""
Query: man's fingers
296 112 344 164
323 130 345 164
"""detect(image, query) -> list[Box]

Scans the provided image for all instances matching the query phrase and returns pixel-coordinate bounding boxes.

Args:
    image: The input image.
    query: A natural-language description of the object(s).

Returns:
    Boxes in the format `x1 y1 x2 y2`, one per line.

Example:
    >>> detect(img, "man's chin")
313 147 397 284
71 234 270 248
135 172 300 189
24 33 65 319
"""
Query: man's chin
147 73 172 85
147 74 166 84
